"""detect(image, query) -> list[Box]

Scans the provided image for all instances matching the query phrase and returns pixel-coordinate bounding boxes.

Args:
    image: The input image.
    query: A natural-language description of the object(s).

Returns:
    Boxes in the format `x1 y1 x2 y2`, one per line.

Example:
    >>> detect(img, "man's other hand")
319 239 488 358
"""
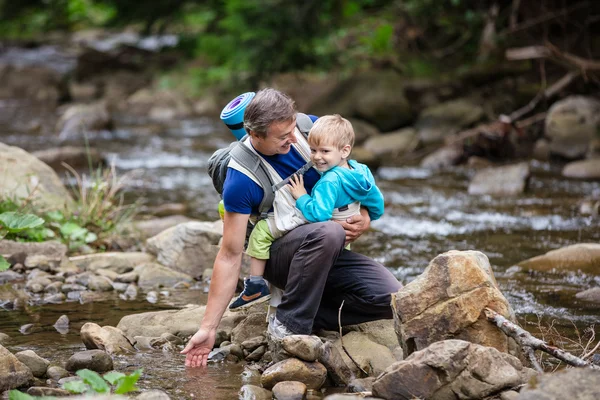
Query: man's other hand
336 211 371 244
181 328 216 368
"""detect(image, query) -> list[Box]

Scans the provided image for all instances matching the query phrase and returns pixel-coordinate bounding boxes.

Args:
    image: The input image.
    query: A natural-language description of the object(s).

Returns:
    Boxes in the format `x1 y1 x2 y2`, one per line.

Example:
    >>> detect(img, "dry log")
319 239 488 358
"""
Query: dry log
484 307 600 371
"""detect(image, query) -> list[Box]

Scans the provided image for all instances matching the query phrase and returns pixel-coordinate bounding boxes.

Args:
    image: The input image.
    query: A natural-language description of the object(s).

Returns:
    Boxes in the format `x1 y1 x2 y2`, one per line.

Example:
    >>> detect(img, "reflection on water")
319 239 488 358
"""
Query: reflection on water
1 112 599 397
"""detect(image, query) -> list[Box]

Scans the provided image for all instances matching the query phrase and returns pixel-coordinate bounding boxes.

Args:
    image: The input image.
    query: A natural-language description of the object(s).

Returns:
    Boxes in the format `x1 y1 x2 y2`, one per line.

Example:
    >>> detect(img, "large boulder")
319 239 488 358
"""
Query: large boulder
545 96 600 159
468 162 530 196
308 71 413 132
372 340 535 400
517 243 600 276
343 319 399 350
416 98 485 144
392 250 519 358
518 367 600 400
0 345 34 391
145 221 223 278
126 88 193 121
0 143 74 211
116 306 206 338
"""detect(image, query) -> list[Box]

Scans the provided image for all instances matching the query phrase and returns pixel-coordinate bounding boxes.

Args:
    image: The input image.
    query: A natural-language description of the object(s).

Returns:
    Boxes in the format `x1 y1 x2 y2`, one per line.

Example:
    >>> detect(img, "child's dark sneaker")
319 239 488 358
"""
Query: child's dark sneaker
229 278 271 310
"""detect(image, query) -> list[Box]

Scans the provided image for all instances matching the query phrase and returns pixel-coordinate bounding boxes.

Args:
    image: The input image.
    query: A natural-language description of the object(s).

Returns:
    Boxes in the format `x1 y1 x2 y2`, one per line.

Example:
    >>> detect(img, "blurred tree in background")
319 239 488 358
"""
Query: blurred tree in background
0 0 597 89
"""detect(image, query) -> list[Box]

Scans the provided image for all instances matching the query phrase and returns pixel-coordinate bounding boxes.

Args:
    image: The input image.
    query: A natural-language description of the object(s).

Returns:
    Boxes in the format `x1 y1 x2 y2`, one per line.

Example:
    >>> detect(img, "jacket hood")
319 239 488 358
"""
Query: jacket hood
329 160 374 201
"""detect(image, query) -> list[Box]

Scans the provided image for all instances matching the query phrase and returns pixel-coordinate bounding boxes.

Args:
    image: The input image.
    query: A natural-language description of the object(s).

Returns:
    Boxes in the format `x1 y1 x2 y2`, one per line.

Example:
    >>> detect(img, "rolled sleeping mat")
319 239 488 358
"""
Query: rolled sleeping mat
220 92 256 140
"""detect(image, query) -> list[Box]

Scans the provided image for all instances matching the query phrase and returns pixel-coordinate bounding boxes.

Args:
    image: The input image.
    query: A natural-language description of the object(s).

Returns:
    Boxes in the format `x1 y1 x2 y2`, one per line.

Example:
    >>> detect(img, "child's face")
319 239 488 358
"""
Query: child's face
309 142 351 172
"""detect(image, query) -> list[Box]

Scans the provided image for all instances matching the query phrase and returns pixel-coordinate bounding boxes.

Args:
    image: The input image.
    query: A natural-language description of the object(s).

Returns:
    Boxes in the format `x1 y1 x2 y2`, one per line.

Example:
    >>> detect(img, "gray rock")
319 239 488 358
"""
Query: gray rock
343 319 399 350
334 332 396 377
46 365 70 380
545 96 600 159
245 345 266 362
241 336 267 352
44 281 63 294
416 98 484 144
282 335 323 362
135 262 194 289
518 243 600 276
363 128 418 157
133 390 172 400
0 344 34 391
80 322 135 355
261 358 327 390
56 101 111 140
15 350 50 378
318 340 356 386
69 252 154 274
65 350 113 373
0 332 10 344
96 268 119 281
231 313 269 344
348 377 376 393
27 386 72 397
133 215 196 239
576 287 600 303
563 159 600 180
272 381 307 400
115 271 139 283
372 340 536 400
0 270 24 284
468 162 530 196
88 275 114 291
117 305 205 338
145 221 223 278
393 250 519 358
518 368 600 400
239 384 272 400
420 144 463 169
0 143 74 210
348 118 381 145
44 292 66 304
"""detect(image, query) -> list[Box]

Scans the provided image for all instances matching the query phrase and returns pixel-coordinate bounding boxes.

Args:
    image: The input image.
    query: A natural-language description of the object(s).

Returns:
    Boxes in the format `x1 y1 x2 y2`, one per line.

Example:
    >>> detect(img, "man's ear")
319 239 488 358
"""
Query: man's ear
341 144 352 159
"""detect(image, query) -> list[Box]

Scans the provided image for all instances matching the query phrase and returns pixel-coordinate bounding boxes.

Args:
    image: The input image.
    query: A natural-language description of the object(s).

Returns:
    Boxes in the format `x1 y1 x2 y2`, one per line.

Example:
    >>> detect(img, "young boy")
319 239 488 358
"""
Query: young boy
228 114 384 310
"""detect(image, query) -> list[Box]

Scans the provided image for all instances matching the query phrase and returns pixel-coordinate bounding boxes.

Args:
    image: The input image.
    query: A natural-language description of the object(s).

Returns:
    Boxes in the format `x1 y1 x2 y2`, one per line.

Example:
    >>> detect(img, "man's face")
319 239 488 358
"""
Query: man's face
251 118 297 156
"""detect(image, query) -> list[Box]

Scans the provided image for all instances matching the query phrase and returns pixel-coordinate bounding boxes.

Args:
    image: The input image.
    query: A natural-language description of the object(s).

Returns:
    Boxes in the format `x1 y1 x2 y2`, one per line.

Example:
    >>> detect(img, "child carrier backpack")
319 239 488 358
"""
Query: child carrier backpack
207 112 314 220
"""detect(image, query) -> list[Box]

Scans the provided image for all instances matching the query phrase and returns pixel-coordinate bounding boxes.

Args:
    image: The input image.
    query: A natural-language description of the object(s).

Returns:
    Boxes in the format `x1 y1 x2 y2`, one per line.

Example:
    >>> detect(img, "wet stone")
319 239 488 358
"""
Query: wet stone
245 345 266 362
44 281 63 294
241 335 267 352
65 350 113 373
0 270 24 283
15 350 50 378
44 292 66 304
239 384 272 400
27 387 72 397
282 335 323 362
46 365 70 381
62 283 87 292
272 381 307 400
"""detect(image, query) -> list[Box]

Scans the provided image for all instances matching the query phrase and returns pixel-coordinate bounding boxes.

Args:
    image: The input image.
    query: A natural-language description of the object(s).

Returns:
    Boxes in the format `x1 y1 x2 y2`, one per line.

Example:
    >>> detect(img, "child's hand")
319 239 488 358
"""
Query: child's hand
288 174 307 200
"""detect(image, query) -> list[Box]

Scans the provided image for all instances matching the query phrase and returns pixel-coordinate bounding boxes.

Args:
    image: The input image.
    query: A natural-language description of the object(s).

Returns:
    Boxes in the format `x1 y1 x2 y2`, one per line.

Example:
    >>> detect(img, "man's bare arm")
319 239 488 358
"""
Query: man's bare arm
200 211 249 330
181 211 249 367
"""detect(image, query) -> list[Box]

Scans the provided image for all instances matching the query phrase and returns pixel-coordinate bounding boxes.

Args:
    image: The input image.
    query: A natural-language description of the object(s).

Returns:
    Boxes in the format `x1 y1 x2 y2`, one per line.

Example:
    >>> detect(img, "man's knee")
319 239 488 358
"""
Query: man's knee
307 222 345 249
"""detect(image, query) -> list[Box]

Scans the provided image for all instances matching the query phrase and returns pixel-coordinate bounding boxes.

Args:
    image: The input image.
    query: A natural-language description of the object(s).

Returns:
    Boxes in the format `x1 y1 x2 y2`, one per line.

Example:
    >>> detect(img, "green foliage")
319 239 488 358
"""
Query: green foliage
61 368 142 395
0 212 44 233
0 256 9 272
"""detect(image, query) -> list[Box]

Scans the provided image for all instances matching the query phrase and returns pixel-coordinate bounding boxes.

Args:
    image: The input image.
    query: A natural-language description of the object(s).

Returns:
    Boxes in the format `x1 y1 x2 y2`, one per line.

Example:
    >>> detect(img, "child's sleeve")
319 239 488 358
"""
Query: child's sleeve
295 181 338 223
361 168 385 221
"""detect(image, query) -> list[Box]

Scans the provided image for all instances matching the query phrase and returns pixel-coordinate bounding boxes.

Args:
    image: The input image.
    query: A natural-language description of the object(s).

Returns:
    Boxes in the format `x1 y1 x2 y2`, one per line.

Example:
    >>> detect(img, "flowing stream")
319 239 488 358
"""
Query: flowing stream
1 103 599 398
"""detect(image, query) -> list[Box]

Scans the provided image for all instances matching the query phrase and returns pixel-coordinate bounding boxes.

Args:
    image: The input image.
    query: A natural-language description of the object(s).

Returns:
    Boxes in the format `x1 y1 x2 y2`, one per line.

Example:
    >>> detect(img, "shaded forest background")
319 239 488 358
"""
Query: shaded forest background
1 0 598 94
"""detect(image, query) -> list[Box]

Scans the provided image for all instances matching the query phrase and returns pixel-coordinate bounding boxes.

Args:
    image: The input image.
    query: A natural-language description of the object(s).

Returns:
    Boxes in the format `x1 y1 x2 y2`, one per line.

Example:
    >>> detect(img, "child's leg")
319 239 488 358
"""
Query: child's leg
229 220 275 310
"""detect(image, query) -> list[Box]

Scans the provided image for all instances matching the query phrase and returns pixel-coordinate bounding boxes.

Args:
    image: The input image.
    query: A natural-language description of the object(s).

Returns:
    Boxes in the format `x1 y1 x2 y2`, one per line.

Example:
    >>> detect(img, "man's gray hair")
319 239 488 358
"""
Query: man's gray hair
244 88 296 137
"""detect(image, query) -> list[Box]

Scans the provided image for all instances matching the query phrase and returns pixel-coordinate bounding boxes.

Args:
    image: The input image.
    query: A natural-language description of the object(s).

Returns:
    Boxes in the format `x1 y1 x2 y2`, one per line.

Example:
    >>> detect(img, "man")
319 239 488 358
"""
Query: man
182 88 402 368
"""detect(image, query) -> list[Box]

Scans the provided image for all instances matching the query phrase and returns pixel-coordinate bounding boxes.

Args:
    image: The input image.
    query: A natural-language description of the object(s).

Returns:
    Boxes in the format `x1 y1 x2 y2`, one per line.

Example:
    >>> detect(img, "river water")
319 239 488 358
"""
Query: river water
1 107 599 398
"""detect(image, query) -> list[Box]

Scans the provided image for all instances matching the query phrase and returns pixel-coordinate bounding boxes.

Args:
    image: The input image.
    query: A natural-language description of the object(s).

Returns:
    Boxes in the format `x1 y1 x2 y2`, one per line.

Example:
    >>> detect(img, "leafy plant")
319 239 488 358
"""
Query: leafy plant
0 211 46 272
8 368 143 399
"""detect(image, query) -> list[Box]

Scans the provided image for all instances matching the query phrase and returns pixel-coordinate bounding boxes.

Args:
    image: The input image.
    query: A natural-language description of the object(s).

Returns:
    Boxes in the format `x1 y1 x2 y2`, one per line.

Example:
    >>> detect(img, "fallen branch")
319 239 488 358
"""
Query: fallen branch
339 300 369 376
505 71 580 122
484 307 600 370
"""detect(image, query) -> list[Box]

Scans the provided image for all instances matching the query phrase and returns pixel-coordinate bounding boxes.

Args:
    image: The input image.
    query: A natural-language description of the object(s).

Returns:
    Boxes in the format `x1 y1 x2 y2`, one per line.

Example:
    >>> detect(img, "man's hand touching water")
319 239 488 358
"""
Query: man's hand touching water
181 328 215 368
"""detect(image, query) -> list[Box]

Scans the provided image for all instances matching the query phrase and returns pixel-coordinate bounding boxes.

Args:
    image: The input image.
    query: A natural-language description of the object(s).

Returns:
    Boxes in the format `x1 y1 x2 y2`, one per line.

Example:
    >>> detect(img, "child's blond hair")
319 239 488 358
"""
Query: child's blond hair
308 114 355 150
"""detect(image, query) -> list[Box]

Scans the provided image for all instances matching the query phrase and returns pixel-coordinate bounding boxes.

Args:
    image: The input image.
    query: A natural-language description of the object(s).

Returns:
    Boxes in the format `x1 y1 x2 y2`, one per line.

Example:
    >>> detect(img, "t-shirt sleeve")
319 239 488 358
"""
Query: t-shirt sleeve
222 168 263 214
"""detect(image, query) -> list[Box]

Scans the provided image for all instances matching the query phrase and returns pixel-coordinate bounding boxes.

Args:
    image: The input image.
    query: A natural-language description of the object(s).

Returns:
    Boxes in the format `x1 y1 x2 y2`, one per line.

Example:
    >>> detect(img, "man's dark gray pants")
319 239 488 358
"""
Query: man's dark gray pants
264 221 403 335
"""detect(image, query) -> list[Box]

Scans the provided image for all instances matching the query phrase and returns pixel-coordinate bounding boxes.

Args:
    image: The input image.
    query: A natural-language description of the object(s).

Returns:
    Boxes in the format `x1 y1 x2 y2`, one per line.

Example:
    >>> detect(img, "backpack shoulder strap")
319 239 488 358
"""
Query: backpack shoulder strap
230 142 274 219
295 113 313 138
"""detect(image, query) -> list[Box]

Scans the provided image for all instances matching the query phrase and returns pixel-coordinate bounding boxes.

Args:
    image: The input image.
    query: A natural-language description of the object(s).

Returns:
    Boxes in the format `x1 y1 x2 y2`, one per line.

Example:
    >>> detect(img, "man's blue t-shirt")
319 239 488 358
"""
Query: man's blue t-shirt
223 145 320 215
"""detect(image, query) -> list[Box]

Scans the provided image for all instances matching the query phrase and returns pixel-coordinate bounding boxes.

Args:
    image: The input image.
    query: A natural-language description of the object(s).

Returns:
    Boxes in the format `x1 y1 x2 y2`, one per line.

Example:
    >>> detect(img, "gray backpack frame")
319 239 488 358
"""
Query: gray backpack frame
208 113 314 219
